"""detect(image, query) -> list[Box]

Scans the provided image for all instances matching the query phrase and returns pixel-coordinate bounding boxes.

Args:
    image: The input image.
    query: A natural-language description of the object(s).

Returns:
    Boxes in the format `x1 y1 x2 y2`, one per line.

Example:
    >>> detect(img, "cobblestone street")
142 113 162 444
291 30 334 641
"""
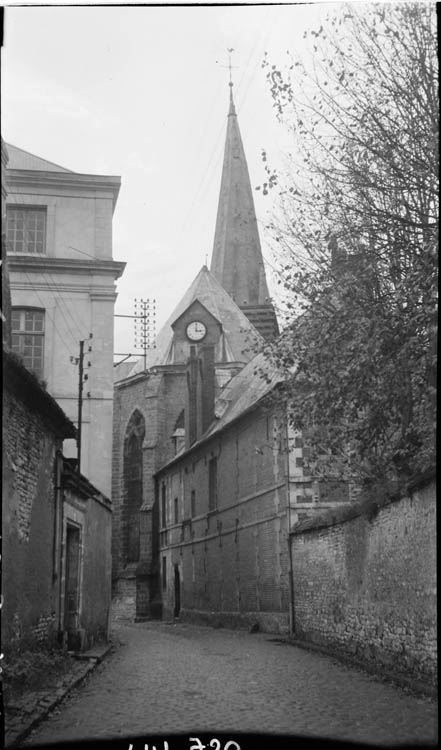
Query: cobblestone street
22 620 437 747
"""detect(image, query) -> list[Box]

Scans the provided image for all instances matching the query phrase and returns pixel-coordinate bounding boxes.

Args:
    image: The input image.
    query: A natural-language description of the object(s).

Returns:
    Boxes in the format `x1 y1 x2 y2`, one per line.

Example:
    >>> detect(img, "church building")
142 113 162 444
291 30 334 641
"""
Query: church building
111 83 346 628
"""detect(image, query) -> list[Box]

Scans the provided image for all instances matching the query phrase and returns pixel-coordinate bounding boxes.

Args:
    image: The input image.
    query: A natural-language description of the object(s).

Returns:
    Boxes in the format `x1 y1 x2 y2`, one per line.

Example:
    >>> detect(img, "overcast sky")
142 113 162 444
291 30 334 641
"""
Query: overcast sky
2 2 348 360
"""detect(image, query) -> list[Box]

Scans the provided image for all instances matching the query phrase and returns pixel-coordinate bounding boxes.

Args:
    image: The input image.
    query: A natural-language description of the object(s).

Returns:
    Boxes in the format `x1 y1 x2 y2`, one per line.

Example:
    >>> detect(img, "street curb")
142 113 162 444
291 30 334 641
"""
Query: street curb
5 644 114 749
286 636 438 699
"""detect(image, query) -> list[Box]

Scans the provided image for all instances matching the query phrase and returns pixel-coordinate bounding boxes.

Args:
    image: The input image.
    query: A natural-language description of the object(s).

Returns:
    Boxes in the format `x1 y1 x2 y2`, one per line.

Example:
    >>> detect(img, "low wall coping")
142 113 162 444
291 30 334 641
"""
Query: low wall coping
290 468 435 535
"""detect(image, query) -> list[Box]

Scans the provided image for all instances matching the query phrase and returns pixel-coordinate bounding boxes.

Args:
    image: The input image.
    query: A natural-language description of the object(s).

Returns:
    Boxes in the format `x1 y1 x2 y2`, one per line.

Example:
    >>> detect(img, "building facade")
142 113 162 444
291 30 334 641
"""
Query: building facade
112 266 262 620
5 144 125 496
155 351 291 633
2 351 112 652
155 344 354 632
111 84 348 628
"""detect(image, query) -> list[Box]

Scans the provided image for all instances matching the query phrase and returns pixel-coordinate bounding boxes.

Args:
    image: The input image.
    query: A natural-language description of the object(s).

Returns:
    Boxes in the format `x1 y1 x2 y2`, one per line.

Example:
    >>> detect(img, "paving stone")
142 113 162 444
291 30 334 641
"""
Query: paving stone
22 621 437 747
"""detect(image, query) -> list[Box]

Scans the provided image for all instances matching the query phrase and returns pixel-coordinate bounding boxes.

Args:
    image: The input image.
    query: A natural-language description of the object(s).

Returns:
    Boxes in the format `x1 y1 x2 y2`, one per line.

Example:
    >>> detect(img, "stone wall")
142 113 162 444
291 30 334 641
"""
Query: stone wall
290 475 436 687
2 387 59 647
112 367 186 617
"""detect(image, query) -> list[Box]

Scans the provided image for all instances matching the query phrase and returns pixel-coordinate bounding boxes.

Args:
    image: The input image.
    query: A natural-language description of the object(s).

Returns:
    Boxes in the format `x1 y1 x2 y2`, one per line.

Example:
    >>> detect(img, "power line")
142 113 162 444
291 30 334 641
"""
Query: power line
6 196 92 345
18 269 77 361
8 202 103 343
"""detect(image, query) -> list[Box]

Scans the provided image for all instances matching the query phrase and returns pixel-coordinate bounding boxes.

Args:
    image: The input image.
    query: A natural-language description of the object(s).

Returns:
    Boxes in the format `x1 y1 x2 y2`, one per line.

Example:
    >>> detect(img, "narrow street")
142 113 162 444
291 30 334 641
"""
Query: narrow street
25 621 437 747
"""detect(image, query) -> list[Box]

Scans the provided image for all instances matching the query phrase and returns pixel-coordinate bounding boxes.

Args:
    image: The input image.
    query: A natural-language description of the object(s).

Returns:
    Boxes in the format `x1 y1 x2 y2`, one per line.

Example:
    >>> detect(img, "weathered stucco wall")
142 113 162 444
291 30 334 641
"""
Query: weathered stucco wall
80 495 112 643
290 477 436 687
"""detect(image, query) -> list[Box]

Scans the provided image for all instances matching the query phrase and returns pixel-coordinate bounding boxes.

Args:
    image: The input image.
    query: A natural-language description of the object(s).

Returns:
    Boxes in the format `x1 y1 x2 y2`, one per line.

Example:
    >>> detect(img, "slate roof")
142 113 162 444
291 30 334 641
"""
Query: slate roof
127 265 263 377
156 348 285 474
201 349 283 440
4 349 77 439
5 143 73 173
113 361 138 382
210 87 270 307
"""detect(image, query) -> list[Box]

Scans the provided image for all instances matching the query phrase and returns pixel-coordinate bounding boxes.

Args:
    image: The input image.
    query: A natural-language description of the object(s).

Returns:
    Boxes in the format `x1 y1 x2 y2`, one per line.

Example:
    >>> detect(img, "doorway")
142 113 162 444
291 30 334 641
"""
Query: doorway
64 524 81 644
174 565 181 618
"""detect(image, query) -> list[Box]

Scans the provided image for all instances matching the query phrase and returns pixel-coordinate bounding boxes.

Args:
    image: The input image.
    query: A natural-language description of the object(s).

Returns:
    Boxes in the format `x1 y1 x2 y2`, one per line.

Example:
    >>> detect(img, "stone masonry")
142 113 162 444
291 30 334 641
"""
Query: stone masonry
112 366 187 618
290 474 437 688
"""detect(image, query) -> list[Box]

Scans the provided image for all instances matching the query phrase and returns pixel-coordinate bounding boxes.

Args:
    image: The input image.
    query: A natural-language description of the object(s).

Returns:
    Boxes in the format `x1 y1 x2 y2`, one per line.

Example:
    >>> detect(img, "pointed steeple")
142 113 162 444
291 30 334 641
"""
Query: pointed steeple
210 83 278 341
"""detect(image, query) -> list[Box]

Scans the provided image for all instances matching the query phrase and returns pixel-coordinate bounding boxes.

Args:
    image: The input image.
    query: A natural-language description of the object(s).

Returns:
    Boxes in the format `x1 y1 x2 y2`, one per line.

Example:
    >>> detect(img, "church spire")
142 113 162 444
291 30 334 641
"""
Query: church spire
210 74 279 340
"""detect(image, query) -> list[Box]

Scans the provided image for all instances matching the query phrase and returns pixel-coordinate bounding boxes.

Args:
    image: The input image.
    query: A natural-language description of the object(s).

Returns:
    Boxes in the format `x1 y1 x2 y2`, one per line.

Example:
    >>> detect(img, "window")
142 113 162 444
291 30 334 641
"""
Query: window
162 556 167 590
12 308 45 377
174 497 179 524
161 483 166 528
123 410 145 565
125 433 142 563
64 524 81 639
6 206 46 254
191 490 196 518
208 457 218 511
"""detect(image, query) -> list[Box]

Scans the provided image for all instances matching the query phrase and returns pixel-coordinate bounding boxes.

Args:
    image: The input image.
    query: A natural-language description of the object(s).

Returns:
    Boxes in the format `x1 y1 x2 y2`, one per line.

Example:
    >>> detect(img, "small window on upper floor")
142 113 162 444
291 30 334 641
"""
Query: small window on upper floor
191 489 196 518
161 483 167 528
11 308 45 378
162 556 167 590
6 206 47 255
208 457 218 511
174 497 179 525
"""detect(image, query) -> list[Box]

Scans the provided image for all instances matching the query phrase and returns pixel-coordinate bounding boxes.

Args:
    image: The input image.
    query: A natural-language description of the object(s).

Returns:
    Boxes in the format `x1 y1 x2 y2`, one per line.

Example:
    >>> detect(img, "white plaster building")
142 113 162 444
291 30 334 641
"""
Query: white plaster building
5 144 125 496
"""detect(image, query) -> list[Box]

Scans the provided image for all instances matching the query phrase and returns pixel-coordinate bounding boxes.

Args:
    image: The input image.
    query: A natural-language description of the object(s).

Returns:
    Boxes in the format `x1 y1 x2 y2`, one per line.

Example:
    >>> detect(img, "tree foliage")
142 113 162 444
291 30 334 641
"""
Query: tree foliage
260 3 438 488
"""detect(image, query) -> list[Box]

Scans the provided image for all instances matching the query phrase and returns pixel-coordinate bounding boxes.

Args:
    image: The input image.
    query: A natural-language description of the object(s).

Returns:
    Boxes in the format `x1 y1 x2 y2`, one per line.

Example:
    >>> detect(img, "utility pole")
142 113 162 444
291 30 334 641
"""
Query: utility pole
114 298 156 368
77 339 84 475
71 333 93 477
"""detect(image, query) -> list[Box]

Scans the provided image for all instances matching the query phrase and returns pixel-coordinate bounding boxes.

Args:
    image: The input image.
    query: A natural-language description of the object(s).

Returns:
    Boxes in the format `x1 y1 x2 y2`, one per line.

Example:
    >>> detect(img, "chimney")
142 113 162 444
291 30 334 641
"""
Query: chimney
201 344 215 433
185 343 216 447
185 346 199 448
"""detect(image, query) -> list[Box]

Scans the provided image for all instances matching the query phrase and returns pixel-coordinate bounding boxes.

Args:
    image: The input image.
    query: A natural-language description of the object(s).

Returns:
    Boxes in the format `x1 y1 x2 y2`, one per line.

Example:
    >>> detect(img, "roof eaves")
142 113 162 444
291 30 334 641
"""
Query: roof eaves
155 384 279 478
4 349 76 439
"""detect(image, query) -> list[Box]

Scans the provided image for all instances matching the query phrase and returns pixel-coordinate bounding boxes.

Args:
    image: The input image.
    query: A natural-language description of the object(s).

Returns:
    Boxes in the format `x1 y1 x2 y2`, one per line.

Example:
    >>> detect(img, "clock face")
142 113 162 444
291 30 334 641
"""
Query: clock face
186 320 207 342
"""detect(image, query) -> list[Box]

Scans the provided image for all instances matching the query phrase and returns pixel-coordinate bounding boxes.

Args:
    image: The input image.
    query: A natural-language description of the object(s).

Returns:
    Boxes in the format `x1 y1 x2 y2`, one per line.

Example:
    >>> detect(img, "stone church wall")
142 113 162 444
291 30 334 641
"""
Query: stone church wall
111 367 187 618
290 475 436 688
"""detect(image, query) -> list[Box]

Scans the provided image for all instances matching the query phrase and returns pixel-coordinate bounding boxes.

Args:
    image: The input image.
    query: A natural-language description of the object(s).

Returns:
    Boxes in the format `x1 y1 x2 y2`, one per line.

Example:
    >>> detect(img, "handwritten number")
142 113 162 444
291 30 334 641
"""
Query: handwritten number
189 739 206 750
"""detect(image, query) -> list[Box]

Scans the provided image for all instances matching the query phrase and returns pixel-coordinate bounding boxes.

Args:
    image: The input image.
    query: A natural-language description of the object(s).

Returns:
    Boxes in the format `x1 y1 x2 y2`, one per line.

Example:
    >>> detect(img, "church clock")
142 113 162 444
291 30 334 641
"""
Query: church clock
186 321 207 342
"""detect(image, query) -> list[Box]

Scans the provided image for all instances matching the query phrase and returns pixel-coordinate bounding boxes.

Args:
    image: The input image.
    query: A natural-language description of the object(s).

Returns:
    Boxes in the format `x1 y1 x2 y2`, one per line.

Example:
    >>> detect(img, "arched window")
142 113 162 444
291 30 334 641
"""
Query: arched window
123 411 145 564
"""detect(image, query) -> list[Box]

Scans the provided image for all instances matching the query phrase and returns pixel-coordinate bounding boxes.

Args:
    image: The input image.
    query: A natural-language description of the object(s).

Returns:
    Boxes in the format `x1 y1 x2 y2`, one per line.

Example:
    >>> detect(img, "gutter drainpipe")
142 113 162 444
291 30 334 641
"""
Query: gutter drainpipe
53 451 64 637
285 415 295 636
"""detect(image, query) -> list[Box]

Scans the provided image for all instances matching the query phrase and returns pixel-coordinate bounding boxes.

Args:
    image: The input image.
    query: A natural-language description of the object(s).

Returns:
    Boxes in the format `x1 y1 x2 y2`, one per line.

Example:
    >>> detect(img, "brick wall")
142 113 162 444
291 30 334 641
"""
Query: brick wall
158 408 290 633
290 477 436 687
2 388 59 647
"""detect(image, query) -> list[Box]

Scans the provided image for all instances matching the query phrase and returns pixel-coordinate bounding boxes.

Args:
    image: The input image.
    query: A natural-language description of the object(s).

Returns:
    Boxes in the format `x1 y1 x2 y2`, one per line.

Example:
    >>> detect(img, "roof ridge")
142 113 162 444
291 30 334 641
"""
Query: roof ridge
127 265 263 377
5 142 74 173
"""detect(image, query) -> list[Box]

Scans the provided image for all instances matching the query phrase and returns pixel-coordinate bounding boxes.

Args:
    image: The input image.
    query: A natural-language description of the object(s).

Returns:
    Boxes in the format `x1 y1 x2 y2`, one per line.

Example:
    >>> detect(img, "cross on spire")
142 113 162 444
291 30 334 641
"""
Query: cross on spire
227 47 235 87
216 48 239 112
